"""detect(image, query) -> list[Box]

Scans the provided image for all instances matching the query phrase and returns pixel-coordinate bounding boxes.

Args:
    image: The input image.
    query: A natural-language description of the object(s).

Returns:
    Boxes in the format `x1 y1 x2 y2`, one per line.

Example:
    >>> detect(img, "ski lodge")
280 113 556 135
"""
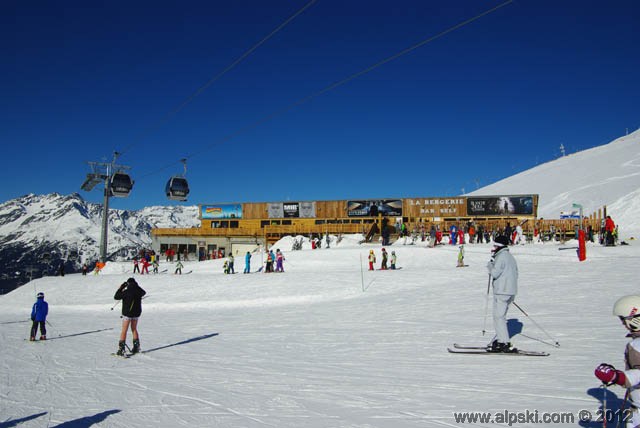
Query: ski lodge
151 194 606 259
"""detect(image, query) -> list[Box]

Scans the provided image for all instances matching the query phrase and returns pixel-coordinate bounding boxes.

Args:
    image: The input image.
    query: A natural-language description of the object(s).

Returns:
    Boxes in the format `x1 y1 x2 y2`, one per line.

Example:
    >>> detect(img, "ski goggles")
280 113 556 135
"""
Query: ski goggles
619 315 640 332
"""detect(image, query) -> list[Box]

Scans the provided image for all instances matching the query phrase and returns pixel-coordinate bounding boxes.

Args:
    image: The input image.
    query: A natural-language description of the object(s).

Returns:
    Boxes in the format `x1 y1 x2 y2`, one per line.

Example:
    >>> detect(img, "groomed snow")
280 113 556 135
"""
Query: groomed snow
1 235 638 427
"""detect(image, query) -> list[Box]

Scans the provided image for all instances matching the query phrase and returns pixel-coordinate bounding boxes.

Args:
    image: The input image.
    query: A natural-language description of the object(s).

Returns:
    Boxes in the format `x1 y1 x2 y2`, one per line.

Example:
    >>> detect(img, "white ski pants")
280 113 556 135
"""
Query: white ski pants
493 294 515 344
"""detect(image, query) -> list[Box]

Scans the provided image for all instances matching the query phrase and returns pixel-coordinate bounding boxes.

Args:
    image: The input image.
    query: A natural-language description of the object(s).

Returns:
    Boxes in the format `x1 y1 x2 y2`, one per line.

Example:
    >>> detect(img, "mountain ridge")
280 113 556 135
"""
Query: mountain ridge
2 128 638 291
0 192 199 292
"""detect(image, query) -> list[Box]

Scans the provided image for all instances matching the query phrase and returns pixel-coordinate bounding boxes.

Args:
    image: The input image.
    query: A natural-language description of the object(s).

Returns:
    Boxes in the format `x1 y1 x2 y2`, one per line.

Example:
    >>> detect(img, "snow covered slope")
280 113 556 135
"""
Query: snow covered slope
469 129 640 235
1 236 637 427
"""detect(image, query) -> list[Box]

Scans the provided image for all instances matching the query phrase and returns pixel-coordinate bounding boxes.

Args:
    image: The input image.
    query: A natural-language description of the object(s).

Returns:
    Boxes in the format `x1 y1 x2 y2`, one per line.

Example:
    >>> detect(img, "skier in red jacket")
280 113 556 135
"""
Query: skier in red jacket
604 215 616 246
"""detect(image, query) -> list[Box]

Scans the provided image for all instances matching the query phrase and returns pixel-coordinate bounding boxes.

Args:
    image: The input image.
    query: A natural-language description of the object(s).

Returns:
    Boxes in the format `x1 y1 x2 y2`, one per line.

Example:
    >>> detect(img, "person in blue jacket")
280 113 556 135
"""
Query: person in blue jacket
244 251 251 274
30 292 49 341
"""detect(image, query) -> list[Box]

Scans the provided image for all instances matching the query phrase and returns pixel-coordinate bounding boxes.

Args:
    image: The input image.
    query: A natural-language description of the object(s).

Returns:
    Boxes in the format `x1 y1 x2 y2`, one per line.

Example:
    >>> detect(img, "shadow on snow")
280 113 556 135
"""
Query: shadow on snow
51 409 121 428
0 412 47 427
143 332 219 354
579 387 626 427
47 328 114 341
0 320 30 325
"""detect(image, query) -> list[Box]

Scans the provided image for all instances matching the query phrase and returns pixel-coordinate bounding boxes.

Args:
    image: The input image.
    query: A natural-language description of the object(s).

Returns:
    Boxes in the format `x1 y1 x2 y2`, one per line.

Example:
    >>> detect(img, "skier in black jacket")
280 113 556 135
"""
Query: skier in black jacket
114 277 146 356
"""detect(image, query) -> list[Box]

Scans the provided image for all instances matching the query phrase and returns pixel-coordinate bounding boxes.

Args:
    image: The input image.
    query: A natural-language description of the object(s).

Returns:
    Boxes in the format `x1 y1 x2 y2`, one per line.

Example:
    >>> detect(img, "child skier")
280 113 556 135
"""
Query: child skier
114 277 146 356
390 251 397 270
30 292 48 341
174 260 183 275
594 295 640 426
368 250 376 271
457 245 465 267
228 253 235 274
265 250 274 273
275 249 285 272
140 257 150 274
381 248 388 270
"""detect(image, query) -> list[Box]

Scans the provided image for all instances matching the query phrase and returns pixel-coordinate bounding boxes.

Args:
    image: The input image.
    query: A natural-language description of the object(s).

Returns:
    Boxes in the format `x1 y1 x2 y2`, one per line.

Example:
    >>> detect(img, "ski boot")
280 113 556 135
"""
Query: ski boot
29 336 35 341
116 340 126 356
39 335 46 341
488 340 517 353
131 339 140 355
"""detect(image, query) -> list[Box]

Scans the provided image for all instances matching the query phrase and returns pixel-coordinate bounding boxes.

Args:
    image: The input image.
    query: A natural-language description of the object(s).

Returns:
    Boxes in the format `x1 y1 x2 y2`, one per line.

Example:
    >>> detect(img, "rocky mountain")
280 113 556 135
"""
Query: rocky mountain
0 193 199 293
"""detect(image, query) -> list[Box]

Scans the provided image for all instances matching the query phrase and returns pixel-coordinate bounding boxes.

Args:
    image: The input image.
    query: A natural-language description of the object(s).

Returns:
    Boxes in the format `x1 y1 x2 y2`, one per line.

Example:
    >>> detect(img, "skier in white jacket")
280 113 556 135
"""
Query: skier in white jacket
486 235 518 353
595 295 640 427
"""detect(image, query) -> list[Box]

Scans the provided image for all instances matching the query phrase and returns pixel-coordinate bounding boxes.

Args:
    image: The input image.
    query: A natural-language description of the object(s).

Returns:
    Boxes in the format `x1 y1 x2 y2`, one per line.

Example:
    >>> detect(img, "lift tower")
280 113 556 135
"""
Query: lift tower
80 152 133 262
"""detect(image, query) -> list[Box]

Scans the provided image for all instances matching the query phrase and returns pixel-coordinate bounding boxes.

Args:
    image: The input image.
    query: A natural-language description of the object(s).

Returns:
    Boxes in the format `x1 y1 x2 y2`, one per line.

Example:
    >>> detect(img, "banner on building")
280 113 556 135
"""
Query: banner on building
560 211 581 219
200 204 243 219
298 202 316 218
267 203 284 218
268 202 316 218
466 196 534 216
347 199 403 217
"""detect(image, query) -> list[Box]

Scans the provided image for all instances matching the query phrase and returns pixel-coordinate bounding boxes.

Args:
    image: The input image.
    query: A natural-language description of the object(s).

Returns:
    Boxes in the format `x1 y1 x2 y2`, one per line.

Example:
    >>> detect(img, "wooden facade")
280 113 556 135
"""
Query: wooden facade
151 195 606 257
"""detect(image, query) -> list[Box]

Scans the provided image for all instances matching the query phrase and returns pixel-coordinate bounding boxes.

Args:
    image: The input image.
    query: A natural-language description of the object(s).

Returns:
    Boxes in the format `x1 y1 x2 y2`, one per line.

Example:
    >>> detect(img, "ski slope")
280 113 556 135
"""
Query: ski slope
1 235 638 427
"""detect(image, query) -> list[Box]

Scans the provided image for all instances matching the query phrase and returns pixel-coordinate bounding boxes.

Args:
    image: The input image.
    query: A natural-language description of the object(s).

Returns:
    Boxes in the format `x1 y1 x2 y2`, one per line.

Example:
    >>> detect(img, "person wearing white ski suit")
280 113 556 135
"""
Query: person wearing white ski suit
486 236 518 350
594 295 640 427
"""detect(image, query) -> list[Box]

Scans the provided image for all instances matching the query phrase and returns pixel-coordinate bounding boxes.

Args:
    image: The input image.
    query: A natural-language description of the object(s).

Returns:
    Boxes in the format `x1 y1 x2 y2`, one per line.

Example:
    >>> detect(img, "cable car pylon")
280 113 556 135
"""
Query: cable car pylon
80 152 133 262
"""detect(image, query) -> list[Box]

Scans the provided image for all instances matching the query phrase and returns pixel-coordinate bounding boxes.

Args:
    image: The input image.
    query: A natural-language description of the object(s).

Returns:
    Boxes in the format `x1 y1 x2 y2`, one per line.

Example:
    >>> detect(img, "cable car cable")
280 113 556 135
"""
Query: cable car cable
115 0 317 160
137 0 514 180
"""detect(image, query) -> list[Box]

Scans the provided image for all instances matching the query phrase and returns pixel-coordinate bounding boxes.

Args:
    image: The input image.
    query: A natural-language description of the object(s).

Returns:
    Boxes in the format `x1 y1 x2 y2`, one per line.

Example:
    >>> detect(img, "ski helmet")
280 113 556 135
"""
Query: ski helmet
37 292 44 299
613 295 640 332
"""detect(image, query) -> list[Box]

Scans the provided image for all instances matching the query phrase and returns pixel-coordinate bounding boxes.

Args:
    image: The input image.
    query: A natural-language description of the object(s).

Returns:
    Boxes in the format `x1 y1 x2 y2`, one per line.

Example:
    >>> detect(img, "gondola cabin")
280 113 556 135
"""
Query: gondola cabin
110 172 134 197
166 176 190 201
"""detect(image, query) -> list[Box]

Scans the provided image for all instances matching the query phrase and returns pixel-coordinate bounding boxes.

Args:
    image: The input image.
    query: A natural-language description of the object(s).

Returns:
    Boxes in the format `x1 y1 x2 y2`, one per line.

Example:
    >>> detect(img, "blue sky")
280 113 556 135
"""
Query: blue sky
2 0 638 210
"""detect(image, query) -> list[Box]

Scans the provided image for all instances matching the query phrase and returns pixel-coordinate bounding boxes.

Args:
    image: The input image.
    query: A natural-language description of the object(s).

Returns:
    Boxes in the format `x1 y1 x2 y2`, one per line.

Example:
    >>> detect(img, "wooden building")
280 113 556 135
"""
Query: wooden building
149 194 609 260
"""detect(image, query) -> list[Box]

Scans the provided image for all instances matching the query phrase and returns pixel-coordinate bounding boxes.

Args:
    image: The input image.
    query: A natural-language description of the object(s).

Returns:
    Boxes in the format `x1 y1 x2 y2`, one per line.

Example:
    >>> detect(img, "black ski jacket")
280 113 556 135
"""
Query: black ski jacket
114 278 146 318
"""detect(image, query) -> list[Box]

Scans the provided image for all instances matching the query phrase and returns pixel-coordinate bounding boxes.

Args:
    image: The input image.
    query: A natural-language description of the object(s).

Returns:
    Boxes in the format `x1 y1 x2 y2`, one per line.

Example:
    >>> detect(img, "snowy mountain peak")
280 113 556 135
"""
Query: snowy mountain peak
469 128 640 234
0 192 199 290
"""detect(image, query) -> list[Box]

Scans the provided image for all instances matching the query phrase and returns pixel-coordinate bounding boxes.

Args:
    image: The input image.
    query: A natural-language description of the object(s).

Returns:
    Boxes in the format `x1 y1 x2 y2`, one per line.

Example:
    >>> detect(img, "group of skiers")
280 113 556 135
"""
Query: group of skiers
221 249 285 274
367 248 397 271
264 249 285 273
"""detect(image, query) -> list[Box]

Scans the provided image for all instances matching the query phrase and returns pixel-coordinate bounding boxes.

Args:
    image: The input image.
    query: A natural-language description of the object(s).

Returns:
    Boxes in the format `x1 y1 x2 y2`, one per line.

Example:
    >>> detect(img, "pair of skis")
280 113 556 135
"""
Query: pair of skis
111 349 144 359
448 343 549 357
111 352 139 359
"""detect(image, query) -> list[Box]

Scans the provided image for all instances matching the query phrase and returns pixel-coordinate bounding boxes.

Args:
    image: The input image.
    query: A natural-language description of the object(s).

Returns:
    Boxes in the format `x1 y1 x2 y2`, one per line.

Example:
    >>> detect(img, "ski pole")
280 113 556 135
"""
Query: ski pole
46 320 62 337
110 300 121 311
360 253 365 292
481 273 491 336
512 301 560 347
615 389 629 428
602 383 608 428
